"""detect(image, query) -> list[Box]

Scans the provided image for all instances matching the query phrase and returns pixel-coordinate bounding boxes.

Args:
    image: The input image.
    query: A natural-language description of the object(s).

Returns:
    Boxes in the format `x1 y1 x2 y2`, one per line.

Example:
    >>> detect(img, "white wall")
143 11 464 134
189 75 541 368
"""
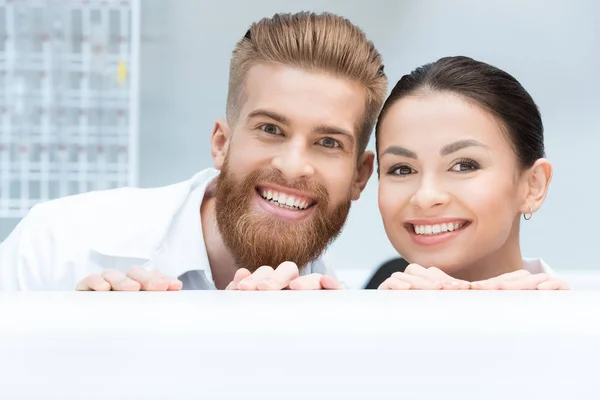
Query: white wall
2 0 599 277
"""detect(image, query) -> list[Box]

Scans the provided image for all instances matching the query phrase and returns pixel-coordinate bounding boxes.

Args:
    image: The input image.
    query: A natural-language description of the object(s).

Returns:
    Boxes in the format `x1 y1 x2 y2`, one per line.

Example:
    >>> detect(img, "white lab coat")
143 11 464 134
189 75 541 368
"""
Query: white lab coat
0 168 334 291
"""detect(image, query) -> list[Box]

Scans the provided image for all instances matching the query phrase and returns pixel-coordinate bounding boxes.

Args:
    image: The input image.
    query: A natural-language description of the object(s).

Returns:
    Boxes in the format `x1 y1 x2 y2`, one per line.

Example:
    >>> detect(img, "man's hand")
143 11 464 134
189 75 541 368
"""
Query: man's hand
470 270 570 290
76 266 183 291
378 263 470 290
225 261 343 290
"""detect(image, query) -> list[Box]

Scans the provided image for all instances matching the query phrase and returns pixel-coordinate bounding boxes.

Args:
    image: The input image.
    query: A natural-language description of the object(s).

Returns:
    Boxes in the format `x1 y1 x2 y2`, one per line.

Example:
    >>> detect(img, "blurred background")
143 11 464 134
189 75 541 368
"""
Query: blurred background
0 0 598 288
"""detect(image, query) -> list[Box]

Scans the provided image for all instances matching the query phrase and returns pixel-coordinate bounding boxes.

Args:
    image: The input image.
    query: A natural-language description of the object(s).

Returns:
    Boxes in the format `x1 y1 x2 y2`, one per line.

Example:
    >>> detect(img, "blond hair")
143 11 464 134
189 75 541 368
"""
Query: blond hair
226 12 387 152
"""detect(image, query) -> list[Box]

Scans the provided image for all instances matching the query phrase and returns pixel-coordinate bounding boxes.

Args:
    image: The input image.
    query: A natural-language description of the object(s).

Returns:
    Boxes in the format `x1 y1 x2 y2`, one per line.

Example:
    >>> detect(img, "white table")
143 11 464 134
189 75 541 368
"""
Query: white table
1 291 598 399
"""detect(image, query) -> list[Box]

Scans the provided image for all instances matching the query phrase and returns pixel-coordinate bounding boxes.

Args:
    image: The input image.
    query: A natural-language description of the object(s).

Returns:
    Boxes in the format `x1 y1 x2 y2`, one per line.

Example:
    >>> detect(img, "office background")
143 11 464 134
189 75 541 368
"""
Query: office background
1 0 598 276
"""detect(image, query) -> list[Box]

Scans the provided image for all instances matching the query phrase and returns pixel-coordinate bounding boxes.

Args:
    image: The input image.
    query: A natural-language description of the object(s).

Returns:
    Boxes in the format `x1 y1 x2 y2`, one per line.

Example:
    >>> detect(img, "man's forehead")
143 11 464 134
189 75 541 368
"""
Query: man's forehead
240 64 365 137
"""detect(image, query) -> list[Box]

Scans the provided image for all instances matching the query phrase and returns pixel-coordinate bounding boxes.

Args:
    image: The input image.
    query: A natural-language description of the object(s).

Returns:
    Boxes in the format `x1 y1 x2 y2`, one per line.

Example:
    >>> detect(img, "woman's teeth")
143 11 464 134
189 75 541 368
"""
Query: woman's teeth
412 222 466 235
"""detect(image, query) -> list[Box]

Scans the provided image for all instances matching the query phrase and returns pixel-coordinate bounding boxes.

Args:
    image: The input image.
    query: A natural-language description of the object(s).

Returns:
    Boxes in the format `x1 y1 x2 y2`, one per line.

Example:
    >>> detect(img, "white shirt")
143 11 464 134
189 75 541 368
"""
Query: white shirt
0 168 334 291
522 258 556 275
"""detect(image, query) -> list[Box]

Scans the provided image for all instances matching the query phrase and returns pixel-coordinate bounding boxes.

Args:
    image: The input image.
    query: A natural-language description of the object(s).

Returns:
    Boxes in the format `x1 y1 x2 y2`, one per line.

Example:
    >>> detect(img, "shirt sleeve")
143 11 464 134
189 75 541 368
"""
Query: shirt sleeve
0 204 53 291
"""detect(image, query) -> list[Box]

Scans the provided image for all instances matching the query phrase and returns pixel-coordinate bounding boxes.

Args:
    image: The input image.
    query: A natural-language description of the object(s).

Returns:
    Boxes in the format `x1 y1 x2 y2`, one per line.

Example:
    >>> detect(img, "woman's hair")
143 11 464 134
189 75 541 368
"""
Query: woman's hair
376 56 544 169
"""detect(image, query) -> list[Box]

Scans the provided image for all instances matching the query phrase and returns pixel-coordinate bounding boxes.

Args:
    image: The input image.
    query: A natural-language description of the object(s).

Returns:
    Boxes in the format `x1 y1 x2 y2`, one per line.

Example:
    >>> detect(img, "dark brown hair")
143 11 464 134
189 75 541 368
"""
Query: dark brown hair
376 56 544 168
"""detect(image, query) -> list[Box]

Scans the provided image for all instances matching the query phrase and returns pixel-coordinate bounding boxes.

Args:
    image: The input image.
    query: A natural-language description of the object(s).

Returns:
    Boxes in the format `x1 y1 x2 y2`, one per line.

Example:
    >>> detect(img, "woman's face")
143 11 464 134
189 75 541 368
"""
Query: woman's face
377 91 530 273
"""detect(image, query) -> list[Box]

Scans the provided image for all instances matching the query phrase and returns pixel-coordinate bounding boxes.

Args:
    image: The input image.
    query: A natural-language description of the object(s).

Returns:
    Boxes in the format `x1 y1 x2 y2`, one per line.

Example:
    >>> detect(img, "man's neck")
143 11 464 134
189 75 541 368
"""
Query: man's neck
200 188 237 290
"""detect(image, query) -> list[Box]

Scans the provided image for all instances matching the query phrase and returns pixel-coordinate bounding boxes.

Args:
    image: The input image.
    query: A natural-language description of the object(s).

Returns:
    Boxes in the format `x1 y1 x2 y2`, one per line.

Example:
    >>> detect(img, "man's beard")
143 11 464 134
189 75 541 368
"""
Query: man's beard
214 158 351 272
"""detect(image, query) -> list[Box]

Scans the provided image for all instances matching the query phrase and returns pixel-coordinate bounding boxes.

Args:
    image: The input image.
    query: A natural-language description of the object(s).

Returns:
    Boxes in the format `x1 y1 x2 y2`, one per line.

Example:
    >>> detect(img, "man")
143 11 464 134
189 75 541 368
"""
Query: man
0 11 388 291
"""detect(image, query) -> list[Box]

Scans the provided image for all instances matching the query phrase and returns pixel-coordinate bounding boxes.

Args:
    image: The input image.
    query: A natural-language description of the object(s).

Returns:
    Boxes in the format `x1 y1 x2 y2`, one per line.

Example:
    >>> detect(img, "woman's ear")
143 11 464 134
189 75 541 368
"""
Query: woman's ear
520 158 552 216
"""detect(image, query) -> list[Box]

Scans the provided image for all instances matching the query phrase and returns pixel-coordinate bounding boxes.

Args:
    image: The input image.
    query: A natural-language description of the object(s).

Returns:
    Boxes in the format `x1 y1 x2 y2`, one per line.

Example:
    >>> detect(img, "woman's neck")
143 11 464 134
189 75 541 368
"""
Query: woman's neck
451 225 525 282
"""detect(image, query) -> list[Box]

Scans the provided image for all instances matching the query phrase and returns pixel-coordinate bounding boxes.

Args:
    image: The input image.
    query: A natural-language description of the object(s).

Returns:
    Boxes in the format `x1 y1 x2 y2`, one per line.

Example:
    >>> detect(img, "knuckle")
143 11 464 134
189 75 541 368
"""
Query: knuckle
404 264 419 274
405 263 424 274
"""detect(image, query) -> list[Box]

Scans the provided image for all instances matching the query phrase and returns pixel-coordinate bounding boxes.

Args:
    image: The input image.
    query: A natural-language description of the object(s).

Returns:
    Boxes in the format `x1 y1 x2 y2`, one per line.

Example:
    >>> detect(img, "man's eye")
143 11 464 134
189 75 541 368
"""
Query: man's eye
318 137 341 149
259 124 283 135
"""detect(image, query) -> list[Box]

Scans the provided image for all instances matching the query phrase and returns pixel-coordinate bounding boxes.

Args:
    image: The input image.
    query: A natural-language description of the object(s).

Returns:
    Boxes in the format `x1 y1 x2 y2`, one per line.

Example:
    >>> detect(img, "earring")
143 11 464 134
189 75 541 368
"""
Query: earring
523 205 533 221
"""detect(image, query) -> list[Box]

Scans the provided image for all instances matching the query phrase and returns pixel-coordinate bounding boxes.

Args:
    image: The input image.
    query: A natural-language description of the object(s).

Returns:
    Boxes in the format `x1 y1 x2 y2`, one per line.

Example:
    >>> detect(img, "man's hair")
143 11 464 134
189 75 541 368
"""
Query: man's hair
226 11 388 152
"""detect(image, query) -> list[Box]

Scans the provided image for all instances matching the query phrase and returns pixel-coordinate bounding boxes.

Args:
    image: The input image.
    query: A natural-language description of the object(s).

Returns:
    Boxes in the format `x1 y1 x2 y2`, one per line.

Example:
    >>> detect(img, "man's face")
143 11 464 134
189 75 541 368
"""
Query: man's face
212 63 373 271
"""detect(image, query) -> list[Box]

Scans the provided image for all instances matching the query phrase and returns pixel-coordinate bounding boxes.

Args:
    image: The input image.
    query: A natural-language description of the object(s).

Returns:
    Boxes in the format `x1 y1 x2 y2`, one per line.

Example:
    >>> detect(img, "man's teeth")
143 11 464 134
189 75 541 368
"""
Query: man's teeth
260 190 310 210
413 222 466 235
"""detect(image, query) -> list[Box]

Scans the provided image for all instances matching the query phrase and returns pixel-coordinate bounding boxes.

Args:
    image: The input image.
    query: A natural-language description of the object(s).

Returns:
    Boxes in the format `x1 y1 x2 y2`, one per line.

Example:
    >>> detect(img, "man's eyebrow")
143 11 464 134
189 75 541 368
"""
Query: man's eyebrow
246 109 288 125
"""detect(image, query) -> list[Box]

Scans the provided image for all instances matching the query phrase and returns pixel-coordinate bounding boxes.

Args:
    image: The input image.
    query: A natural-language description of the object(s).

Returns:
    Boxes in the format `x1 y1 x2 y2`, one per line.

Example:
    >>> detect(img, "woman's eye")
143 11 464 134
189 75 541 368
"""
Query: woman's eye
450 159 480 172
389 165 415 176
259 124 283 135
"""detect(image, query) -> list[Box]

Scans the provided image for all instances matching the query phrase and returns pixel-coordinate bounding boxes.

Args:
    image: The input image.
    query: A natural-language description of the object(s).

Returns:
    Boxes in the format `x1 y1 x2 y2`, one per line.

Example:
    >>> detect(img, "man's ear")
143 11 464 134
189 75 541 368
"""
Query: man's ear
519 158 552 216
351 150 375 201
211 119 232 170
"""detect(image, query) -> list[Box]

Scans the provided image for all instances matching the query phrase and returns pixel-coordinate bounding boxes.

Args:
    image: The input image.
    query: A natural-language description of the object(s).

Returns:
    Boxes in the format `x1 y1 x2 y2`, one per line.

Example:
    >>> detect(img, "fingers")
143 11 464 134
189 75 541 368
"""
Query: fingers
75 274 111 291
236 265 275 290
426 267 470 290
470 270 531 290
472 271 550 290
378 276 412 290
537 278 570 290
125 266 182 291
255 261 300 290
77 267 182 292
235 262 301 291
225 268 252 290
388 272 443 290
404 264 469 290
378 263 468 290
100 269 141 291
126 266 167 291
288 273 323 290
497 273 551 290
319 275 344 290
403 263 428 277
231 262 338 291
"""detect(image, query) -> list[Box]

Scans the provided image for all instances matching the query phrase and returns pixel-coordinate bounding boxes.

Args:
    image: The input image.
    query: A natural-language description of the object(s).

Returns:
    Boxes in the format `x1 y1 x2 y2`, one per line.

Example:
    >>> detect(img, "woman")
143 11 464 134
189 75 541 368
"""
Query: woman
374 56 568 290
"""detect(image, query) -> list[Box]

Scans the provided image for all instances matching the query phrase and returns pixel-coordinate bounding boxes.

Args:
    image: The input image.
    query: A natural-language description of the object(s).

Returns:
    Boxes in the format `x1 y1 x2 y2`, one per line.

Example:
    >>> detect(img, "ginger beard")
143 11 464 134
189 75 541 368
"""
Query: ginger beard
214 157 351 272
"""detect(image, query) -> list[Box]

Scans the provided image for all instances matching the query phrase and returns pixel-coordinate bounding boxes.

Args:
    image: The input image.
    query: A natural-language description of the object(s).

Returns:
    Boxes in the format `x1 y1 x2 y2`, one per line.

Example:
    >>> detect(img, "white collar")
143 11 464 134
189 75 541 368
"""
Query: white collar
522 258 555 276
